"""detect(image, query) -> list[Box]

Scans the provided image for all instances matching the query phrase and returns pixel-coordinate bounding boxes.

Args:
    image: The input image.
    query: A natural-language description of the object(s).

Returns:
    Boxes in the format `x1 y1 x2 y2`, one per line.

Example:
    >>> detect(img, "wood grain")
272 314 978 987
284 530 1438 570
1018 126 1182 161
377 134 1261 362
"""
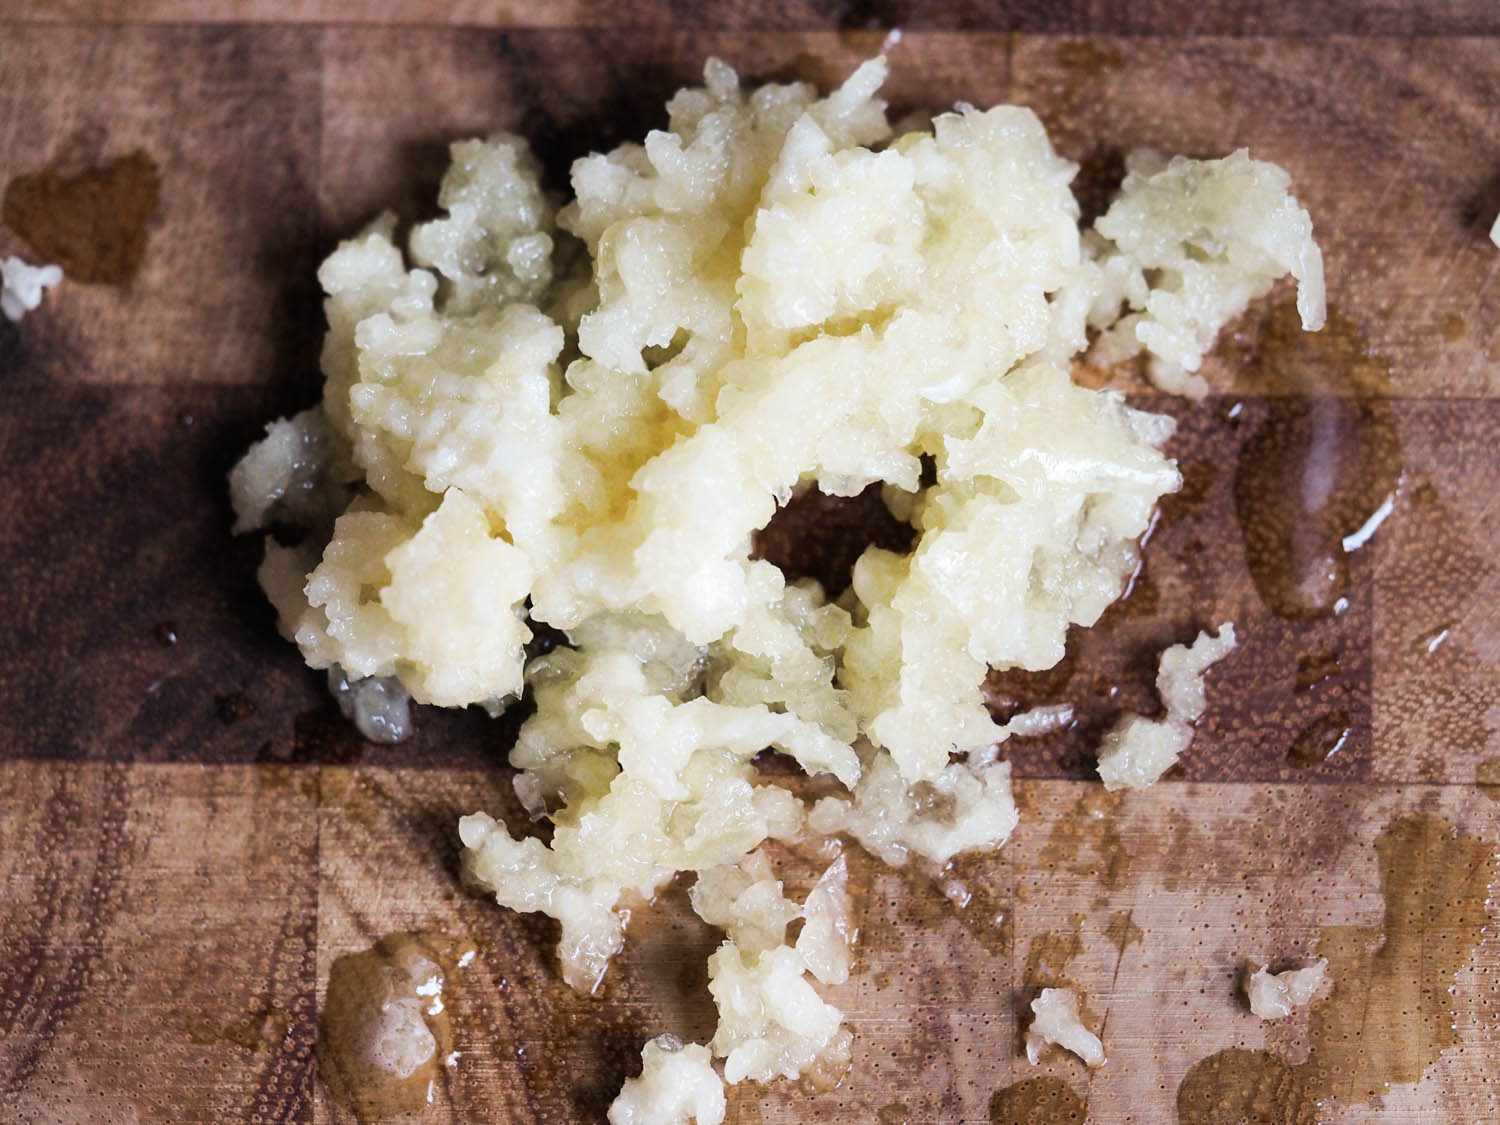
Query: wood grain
317 28 1016 230
0 762 319 1122
313 773 1500 1122
1 10 1498 1124
0 25 325 387
6 765 1495 1121
2 0 1500 37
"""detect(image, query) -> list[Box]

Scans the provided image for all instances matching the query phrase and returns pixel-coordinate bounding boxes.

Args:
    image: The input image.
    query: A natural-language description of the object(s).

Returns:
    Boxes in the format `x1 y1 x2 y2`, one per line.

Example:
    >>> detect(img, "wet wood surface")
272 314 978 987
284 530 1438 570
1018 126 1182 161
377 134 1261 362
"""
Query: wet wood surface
2 5 1499 1122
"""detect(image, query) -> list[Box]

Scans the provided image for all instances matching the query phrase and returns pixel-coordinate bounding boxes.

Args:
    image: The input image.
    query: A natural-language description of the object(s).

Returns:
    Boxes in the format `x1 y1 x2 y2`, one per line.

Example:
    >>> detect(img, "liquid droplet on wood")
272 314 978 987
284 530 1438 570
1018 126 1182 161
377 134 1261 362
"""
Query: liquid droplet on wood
1177 813 1497 1116
1176 1047 1315 1124
1294 650 1341 693
3 150 160 284
1287 711 1352 767
1229 302 1402 620
1411 623 1452 656
319 931 475 1121
1306 814 1496 1102
990 1076 1087 1124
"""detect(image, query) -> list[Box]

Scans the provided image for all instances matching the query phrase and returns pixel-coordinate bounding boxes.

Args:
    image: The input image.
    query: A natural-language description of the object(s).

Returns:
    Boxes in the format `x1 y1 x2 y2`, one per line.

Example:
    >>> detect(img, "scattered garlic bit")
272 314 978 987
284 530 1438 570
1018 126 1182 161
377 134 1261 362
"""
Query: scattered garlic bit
809 751 1019 867
1245 958 1328 1020
796 855 855 986
608 1036 725 1125
692 852 857 1083
969 703 1075 767
999 703 1075 740
1097 623 1237 790
708 943 849 1084
1491 212 1500 249
327 665 413 744
462 744 802 994
1088 149 1325 398
1096 715 1194 792
0 255 62 322
229 408 349 534
1025 988 1105 1068
1157 623 1238 722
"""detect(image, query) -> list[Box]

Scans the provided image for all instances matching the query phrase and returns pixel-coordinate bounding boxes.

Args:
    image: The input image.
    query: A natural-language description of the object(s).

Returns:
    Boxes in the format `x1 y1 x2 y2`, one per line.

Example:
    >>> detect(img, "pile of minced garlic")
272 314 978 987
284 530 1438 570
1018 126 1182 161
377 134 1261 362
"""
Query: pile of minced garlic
232 55 1323 1119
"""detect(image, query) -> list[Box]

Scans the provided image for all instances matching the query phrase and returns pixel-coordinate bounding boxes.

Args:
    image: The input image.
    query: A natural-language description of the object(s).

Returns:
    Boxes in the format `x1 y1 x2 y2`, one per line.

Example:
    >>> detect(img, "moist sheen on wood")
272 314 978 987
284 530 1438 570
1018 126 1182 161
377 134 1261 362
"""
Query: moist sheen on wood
319 931 475 1120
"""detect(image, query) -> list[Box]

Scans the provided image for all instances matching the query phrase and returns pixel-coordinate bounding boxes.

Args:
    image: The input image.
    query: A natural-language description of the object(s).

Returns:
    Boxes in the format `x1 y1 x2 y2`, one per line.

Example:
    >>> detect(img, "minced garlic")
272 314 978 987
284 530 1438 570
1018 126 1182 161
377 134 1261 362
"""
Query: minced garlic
1097 623 1237 790
608 1035 725 1125
232 52 1324 1105
1025 987 1106 1068
1 255 62 322
1245 958 1329 1020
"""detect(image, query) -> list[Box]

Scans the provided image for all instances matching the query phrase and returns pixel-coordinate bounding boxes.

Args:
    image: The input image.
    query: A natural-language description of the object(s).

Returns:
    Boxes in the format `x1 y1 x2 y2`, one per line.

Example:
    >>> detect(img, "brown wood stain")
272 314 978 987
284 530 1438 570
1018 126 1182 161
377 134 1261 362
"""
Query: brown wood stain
1022 914 1085 988
1478 759 1500 799
1228 301 1402 620
319 931 475 1122
1039 787 1131 888
935 850 1015 958
1178 813 1497 1118
835 835 1016 962
1286 709 1353 767
3 151 160 284
185 1003 291 1053
1306 813 1496 1103
1104 910 1144 956
989 1076 1088 1124
1176 1047 1315 1125
224 1006 291 1052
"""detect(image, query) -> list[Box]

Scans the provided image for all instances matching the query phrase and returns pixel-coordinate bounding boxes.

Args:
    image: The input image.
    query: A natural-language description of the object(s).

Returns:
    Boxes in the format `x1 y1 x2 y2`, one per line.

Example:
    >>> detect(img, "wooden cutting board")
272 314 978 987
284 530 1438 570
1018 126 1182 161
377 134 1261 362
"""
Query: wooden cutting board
2 4 1498 1122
